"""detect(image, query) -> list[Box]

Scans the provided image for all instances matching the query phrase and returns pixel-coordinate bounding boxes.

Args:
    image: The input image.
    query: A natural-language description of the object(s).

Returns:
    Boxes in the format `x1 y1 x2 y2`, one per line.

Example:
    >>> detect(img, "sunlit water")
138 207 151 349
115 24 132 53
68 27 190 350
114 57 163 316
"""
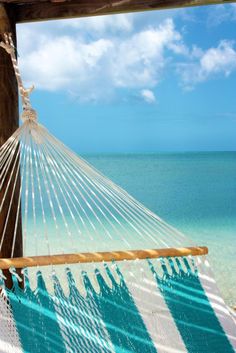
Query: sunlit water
24 151 236 307
85 152 236 307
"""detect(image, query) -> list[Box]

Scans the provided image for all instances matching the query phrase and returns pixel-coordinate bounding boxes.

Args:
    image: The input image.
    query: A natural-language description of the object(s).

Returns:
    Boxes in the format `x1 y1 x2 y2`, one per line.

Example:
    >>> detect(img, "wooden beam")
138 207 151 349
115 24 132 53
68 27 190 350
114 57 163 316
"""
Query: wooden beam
14 0 236 24
0 246 208 269
0 4 23 287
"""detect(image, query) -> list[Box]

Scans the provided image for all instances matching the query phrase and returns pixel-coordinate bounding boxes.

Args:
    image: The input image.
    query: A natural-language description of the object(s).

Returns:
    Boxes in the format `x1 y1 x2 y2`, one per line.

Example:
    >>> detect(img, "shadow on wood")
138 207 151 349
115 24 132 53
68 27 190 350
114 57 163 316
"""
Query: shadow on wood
0 4 23 288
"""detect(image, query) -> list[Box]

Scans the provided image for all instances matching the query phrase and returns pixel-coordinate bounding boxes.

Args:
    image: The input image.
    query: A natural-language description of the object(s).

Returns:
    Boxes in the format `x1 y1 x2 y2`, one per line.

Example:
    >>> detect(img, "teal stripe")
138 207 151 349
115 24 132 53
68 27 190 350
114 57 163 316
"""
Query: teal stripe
84 265 157 353
7 266 157 353
53 266 157 353
53 270 114 353
7 270 66 353
149 257 235 353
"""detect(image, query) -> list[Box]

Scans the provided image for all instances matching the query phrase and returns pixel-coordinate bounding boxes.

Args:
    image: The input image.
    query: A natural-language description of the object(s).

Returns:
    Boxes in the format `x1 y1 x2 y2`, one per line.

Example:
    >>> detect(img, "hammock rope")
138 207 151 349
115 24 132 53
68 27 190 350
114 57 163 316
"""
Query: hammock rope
0 33 34 112
0 33 201 263
0 111 202 261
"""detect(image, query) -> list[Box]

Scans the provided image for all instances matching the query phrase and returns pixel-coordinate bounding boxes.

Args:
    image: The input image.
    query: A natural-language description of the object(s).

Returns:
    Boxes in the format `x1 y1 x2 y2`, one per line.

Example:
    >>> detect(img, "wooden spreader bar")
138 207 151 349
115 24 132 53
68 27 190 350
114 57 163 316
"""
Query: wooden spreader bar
0 246 208 270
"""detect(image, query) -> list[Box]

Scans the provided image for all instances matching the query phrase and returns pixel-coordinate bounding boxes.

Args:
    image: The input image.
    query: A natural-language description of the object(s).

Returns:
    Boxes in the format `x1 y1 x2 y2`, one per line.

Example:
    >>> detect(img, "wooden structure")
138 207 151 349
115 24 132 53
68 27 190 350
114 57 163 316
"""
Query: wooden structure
0 246 208 269
0 6 22 286
0 0 235 23
0 0 234 277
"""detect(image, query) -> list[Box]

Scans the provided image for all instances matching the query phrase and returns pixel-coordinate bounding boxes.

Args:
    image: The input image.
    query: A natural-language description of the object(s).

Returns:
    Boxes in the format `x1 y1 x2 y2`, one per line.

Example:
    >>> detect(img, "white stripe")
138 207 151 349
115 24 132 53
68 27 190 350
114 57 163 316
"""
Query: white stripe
119 261 188 353
197 257 236 352
52 268 115 353
0 289 23 353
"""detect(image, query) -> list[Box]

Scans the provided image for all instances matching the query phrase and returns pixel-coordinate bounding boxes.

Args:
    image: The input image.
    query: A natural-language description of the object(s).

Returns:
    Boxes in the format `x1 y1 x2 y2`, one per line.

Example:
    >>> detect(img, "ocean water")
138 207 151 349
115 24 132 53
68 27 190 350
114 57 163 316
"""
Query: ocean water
84 152 236 307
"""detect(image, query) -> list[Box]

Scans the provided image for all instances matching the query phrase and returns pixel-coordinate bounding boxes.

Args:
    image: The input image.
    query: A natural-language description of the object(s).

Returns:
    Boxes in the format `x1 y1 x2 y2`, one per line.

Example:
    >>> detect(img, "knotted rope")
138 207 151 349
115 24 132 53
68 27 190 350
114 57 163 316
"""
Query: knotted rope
0 32 37 123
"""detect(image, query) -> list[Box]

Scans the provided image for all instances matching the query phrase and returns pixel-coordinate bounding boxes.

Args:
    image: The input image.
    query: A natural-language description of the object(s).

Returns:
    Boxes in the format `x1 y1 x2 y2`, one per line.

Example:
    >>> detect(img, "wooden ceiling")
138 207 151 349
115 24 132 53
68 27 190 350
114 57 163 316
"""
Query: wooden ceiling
1 0 235 23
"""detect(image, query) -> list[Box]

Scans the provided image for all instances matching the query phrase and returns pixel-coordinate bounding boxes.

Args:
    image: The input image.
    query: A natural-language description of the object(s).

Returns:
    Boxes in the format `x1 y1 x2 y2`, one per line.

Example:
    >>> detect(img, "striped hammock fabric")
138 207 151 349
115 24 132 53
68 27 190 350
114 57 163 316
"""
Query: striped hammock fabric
0 256 236 353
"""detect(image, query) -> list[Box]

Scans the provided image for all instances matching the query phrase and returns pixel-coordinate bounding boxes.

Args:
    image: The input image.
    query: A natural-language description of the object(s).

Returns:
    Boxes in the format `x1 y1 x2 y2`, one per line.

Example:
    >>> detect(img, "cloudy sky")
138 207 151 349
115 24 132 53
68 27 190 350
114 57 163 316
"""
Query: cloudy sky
17 4 236 153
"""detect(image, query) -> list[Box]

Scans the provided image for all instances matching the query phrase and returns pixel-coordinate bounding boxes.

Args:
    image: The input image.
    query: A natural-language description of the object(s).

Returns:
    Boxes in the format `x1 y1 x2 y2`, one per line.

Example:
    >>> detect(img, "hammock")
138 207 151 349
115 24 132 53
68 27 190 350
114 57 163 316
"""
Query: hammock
0 33 236 353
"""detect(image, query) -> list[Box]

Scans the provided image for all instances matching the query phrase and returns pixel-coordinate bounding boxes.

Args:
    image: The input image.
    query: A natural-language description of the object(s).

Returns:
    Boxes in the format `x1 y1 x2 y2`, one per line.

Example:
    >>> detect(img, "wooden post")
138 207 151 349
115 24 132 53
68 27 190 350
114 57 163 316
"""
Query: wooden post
0 4 22 288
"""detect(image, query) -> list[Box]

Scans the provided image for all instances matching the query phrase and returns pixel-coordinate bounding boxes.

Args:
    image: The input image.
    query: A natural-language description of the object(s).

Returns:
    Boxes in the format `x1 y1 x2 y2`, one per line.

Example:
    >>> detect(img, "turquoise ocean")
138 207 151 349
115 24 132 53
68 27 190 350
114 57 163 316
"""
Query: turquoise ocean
85 151 236 307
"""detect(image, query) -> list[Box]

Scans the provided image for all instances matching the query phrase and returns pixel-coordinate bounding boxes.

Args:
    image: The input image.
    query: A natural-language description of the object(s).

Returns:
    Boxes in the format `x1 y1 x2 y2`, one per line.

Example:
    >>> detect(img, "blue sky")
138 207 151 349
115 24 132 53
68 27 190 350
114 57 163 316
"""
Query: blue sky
17 4 236 153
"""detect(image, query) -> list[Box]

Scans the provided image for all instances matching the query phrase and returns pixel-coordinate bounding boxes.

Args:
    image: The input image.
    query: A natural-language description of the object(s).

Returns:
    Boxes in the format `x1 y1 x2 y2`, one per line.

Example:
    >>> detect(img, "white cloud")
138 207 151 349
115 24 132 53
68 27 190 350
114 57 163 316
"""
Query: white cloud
61 13 134 34
141 89 156 103
200 41 236 75
16 12 236 101
207 4 236 26
17 17 184 101
178 40 236 90
20 36 113 92
111 19 185 89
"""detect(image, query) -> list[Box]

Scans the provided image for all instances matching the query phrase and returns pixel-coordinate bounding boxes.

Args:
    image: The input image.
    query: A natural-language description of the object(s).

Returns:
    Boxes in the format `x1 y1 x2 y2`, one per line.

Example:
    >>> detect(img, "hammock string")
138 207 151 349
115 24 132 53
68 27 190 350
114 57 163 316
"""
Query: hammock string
0 31 195 265
0 33 34 112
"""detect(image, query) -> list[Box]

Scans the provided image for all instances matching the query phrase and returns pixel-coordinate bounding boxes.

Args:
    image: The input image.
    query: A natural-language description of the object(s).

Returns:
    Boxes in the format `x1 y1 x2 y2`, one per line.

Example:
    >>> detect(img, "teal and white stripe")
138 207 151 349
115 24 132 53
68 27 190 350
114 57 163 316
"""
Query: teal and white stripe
149 257 235 353
119 260 188 353
1 258 236 353
197 256 236 351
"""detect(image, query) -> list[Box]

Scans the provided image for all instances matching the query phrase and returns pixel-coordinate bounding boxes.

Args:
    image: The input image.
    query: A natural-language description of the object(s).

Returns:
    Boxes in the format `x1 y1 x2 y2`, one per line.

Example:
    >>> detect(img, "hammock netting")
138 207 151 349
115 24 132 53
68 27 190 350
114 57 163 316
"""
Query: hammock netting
0 119 192 258
0 33 236 353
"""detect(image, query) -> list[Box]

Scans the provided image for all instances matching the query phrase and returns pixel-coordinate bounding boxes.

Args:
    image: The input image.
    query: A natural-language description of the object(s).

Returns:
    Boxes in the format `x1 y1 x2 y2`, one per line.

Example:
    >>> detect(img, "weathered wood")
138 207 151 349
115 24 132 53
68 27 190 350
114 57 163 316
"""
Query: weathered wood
0 246 208 269
4 0 236 24
0 4 22 287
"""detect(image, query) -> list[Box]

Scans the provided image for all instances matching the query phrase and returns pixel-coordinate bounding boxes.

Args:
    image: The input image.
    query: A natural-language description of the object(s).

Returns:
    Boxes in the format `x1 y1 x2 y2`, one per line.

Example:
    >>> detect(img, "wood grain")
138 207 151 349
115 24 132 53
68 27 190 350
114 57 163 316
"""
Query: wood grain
0 0 232 23
0 246 208 269
0 4 22 287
